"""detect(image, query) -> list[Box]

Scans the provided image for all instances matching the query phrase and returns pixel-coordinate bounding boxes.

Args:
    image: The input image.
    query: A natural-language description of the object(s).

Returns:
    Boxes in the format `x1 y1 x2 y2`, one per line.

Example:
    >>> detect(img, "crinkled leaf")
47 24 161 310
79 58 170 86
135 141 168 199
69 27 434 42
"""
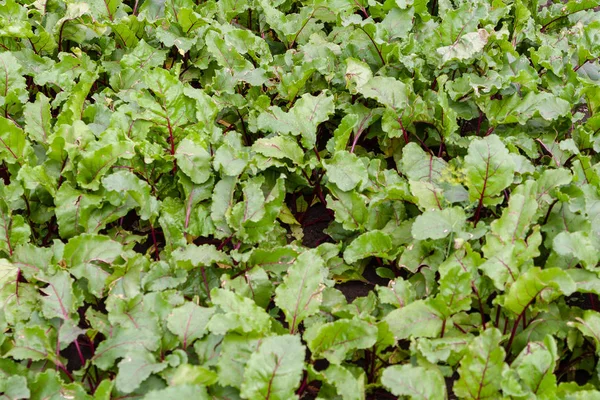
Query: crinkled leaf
324 151 369 192
307 319 377 364
343 230 394 264
412 207 466 240
207 288 272 335
454 328 507 399
240 334 305 400
382 364 446 400
464 135 515 204
274 250 327 333
167 302 215 348
504 267 576 316
384 300 443 340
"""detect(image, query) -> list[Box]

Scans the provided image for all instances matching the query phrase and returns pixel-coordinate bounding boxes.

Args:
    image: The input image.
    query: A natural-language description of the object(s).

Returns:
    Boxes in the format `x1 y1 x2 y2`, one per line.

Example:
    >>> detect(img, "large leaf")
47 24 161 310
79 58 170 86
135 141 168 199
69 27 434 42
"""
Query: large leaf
175 137 212 185
501 335 558 397
240 334 305 400
166 302 215 348
503 267 576 316
464 135 516 204
324 151 368 191
382 364 446 400
63 234 123 297
255 91 335 148
274 250 327 333
343 230 394 264
412 207 466 240
306 319 377 364
207 288 272 335
454 328 507 399
383 300 443 340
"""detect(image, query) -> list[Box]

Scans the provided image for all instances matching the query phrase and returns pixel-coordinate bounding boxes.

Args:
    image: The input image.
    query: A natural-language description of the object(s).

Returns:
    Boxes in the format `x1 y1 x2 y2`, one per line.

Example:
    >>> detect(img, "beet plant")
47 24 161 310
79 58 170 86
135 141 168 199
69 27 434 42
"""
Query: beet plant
1 0 600 399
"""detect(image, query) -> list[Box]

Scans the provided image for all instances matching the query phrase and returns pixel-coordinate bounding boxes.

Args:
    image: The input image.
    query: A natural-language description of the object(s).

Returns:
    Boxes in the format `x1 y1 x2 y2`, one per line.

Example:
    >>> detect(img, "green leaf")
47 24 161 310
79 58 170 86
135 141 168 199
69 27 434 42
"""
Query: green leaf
413 336 472 365
318 364 366 400
167 302 215 348
502 335 558 397
0 52 26 110
167 364 218 386
358 76 409 110
306 319 377 364
0 0 598 395
343 230 394 264
487 181 538 244
0 375 30 400
216 333 262 388
39 270 82 321
102 170 159 220
438 29 490 63
345 58 373 94
484 92 571 125
376 277 415 308
116 350 166 394
175 137 212 185
240 334 305 400
170 244 231 269
63 234 123 297
382 364 446 400
54 184 103 238
324 151 368 192
207 288 272 335
326 187 368 231
0 203 30 257
454 328 507 399
274 250 327 333
570 310 600 354
0 0 32 38
228 174 286 243
252 135 305 165
24 93 52 144
0 116 29 165
5 326 55 362
464 135 516 204
255 91 335 148
76 141 135 191
411 207 466 240
144 385 210 400
384 300 443 340
28 370 91 400
93 327 161 370
503 267 576 316
553 231 599 270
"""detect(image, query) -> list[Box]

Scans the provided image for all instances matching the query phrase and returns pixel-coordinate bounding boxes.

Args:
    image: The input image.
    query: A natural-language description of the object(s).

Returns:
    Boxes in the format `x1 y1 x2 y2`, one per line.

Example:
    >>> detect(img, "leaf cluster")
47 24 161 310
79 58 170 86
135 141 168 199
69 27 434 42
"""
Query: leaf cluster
1 0 600 399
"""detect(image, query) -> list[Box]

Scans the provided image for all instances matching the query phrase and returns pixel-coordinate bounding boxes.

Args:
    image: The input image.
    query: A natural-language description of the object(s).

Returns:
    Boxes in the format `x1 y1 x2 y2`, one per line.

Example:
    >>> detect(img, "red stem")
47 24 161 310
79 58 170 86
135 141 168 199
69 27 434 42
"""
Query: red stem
506 295 539 352
495 304 501 328
74 338 86 367
440 318 447 338
150 223 160 260
590 293 598 312
398 117 409 144
296 372 308 396
358 26 385 66
57 362 75 382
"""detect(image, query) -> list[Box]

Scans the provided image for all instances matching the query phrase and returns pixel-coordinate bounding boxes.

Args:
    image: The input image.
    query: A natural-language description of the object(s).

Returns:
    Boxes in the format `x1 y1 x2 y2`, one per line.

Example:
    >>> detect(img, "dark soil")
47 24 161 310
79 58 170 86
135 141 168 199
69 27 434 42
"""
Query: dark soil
300 203 334 248
298 202 391 302
566 292 599 311
336 265 390 303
